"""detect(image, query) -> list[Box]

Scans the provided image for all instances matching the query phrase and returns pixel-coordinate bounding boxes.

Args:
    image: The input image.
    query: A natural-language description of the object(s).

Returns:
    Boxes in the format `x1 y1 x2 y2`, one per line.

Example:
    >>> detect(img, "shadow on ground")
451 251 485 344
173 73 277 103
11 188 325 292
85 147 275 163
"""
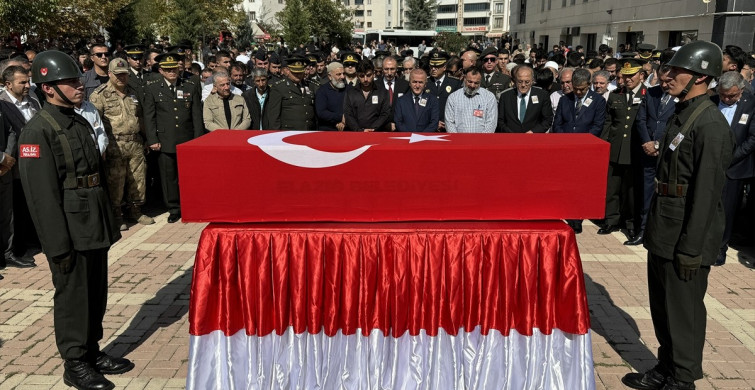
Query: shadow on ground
102 268 192 357
585 273 657 373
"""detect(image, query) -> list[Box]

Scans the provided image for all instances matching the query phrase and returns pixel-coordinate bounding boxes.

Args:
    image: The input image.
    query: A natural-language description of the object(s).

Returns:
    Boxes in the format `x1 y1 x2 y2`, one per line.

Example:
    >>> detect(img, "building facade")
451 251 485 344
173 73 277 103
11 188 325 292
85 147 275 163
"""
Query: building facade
509 0 754 53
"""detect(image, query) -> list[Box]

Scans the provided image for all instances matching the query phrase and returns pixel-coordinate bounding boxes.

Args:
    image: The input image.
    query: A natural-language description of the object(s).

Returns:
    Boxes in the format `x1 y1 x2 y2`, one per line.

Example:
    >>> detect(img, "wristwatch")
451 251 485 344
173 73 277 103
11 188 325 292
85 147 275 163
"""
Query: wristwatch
654 141 659 150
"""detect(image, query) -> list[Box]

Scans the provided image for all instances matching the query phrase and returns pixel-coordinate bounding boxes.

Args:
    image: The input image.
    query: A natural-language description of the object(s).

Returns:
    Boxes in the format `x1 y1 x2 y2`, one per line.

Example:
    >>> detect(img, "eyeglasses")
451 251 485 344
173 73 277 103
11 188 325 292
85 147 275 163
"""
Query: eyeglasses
483 57 497 63
92 52 109 58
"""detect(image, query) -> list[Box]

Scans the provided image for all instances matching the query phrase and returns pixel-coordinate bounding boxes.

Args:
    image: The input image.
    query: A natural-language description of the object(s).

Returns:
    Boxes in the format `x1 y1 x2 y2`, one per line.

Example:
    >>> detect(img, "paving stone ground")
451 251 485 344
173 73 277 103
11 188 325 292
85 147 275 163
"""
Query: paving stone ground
0 215 753 389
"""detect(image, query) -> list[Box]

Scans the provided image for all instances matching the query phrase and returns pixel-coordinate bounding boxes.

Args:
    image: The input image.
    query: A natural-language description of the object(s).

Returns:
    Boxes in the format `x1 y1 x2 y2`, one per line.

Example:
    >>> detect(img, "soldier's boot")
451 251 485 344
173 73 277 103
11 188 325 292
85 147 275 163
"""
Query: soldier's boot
63 359 115 390
114 208 128 232
129 205 155 225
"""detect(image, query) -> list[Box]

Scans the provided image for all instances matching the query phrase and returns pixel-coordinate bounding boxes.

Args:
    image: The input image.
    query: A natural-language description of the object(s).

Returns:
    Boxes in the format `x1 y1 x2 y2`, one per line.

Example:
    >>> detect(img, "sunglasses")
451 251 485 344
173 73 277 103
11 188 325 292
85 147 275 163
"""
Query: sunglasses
92 52 109 58
482 57 497 63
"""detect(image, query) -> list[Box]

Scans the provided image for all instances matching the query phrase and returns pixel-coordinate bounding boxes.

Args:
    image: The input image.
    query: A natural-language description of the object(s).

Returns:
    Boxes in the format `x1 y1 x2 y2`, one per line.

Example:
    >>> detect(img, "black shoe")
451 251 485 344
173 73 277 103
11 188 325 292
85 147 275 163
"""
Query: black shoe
662 377 695 390
597 225 619 235
0 274 4 280
94 352 134 375
621 367 667 390
167 214 181 223
624 231 644 246
63 360 115 390
713 251 726 266
571 222 582 234
5 255 36 268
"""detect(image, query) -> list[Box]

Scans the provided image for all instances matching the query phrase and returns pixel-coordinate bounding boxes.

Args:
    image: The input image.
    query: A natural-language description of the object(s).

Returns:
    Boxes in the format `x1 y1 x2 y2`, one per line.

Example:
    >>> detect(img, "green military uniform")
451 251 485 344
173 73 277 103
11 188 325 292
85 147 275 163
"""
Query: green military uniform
600 67 647 232
19 103 121 361
90 75 150 225
481 71 512 100
643 94 734 383
143 74 203 217
267 78 316 130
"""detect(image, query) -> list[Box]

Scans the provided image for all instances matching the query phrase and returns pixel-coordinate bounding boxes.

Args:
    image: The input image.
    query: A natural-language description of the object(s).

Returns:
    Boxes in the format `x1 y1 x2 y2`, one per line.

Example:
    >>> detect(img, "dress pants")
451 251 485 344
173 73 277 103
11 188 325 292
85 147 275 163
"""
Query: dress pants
647 252 709 383
720 177 746 254
48 248 108 360
157 152 181 216
605 162 635 229
0 174 13 261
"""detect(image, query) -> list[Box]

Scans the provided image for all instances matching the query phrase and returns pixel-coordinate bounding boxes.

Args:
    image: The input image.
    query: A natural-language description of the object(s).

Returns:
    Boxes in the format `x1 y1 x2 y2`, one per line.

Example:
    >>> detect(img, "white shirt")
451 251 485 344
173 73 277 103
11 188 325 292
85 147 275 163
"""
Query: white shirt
518 90 531 113
6 93 37 122
74 101 108 156
550 90 564 116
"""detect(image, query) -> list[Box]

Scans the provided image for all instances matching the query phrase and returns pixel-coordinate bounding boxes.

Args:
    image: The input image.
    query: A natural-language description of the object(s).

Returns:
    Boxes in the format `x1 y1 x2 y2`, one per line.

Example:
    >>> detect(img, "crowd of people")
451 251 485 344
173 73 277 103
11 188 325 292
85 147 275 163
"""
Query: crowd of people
0 34 754 390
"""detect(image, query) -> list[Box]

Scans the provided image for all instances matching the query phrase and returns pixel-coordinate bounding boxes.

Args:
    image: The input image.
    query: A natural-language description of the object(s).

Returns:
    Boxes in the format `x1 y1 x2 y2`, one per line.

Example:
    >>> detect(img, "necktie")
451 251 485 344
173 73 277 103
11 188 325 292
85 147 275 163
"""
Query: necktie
436 80 441 89
661 94 670 110
627 91 633 104
486 74 491 85
170 84 175 97
388 80 393 105
414 95 420 116
519 95 527 122
575 98 583 115
223 98 233 128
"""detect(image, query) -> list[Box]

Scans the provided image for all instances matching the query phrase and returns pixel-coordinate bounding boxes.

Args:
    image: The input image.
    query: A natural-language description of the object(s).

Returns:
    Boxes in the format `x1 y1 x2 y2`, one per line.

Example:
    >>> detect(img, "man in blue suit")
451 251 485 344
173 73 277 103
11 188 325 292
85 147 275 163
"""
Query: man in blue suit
712 71 755 265
395 69 440 132
629 60 676 246
553 68 606 233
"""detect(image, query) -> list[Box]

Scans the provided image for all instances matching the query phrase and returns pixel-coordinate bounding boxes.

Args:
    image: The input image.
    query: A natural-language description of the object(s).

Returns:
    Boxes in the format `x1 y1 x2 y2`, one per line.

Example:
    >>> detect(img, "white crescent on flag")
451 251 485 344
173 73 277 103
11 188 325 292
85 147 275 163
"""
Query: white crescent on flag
247 131 372 168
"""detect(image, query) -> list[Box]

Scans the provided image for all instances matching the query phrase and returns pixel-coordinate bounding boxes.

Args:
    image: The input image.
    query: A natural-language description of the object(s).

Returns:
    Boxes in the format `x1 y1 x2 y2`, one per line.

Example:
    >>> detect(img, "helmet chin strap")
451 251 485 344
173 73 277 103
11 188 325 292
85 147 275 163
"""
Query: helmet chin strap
51 84 76 107
680 75 700 98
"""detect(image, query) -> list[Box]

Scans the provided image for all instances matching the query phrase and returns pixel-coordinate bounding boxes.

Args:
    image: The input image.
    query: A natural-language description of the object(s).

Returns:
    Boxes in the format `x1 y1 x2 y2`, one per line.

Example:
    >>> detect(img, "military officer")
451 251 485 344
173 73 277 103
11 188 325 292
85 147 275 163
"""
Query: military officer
598 58 647 240
427 51 462 132
142 53 204 223
90 58 155 231
123 44 147 101
622 41 734 390
479 47 512 100
267 56 316 130
19 50 132 390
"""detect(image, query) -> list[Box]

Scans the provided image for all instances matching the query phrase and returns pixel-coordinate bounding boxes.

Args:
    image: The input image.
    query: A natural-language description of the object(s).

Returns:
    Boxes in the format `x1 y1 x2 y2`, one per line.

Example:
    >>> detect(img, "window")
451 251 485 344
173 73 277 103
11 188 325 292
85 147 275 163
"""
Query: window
388 21 391 27
494 17 503 28
463 17 489 26
249 11 256 20
519 0 526 23
570 0 575 4
495 2 503 12
355 10 364 16
367 0 371 3
437 4 457 13
278 0 283 4
367 22 372 27
464 3 490 12
355 0 363 4
367 10 372 16
436 18 457 26
541 0 544 11
343 0 349 4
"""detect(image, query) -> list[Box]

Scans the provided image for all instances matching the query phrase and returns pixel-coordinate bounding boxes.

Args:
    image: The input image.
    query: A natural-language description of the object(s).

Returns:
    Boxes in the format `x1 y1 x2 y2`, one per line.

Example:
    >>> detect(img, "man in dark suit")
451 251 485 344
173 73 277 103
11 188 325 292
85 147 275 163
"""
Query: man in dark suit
479 46 512 100
630 64 676 245
394 69 440 132
599 59 647 236
497 65 553 133
242 68 271 129
426 51 462 132
143 53 204 223
552 68 606 233
375 56 409 131
712 71 755 265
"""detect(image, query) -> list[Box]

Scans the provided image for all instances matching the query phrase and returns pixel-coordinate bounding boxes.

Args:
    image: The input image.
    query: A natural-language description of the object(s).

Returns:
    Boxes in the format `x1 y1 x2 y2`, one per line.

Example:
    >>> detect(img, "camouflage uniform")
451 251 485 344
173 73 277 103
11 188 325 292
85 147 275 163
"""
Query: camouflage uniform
90 81 154 228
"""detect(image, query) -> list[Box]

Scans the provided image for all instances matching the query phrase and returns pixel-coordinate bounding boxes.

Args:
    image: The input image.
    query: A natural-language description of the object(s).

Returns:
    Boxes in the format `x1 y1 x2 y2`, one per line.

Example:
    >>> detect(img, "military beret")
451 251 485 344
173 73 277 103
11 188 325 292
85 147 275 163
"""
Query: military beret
480 46 499 59
254 50 268 61
269 52 281 64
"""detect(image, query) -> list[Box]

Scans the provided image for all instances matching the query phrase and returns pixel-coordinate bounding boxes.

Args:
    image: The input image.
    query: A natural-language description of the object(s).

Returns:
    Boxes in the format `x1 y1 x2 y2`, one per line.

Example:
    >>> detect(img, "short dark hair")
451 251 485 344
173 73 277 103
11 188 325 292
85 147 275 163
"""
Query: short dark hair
464 66 482 77
1 65 26 84
603 57 619 69
356 59 374 74
90 43 108 55
535 67 554 90
724 45 745 71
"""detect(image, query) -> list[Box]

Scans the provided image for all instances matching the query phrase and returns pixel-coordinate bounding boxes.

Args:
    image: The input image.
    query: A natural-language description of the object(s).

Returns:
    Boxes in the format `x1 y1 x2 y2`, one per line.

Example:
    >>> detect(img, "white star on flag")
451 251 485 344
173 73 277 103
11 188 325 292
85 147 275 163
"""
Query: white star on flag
390 134 450 144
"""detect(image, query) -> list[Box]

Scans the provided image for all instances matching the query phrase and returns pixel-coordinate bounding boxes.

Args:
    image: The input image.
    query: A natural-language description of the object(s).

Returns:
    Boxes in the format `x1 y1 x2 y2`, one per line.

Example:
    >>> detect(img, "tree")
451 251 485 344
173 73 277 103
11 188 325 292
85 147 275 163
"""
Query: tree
277 0 311 49
405 0 437 30
0 0 56 37
434 32 467 55
306 0 353 48
106 2 140 46
166 0 204 43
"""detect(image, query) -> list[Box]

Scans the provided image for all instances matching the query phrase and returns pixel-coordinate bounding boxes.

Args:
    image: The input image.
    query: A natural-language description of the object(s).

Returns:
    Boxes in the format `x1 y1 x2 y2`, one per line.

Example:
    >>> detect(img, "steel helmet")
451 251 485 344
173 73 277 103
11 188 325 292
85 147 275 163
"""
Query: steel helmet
31 50 83 84
666 41 723 78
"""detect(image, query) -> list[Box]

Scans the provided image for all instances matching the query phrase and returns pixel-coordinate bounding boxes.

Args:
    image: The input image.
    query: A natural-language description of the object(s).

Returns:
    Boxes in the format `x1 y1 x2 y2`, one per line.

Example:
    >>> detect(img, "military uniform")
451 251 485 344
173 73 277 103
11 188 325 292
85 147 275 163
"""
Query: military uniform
481 71 512 100
267 77 316 130
19 103 121 361
90 75 151 226
644 94 734 384
142 55 203 219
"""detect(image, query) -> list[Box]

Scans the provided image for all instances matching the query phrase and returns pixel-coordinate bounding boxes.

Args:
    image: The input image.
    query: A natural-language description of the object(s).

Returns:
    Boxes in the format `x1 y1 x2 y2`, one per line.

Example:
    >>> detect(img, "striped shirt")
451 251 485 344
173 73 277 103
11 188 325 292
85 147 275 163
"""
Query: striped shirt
445 87 498 133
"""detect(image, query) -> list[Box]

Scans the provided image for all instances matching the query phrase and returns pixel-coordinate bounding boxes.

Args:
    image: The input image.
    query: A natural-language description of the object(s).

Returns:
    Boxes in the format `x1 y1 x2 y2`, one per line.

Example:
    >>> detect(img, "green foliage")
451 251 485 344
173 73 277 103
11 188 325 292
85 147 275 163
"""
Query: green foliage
435 32 467 55
166 0 204 43
0 0 57 36
306 0 353 48
106 3 140 45
405 0 437 30
277 0 311 48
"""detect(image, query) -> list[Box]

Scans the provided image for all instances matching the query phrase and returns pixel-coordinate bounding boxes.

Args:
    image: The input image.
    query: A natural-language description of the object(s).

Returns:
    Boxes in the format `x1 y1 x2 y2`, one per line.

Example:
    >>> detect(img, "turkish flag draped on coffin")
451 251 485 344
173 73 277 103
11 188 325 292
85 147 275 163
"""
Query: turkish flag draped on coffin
176 130 609 223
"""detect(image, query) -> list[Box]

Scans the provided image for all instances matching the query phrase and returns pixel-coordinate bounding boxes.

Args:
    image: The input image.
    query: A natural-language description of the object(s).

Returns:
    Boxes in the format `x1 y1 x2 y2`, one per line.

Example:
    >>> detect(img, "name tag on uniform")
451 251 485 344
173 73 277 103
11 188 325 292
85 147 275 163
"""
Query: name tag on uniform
669 133 684 151
177 90 184 99
584 98 593 107
473 109 483 117
531 96 539 104
19 144 40 158
633 97 642 105
419 98 427 107
372 96 379 104
740 114 750 124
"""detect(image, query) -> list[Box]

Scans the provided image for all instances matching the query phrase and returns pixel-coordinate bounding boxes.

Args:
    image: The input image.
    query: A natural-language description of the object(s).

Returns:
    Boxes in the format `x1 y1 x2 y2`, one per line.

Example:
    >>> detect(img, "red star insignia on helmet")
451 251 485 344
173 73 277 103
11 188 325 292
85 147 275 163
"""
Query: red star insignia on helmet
40 68 48 76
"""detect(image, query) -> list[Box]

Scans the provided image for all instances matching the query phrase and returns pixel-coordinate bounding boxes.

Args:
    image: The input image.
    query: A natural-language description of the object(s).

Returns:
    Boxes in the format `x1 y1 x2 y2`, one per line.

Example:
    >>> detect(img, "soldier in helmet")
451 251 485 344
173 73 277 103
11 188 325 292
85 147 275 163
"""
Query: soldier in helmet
622 41 735 390
18 50 133 390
